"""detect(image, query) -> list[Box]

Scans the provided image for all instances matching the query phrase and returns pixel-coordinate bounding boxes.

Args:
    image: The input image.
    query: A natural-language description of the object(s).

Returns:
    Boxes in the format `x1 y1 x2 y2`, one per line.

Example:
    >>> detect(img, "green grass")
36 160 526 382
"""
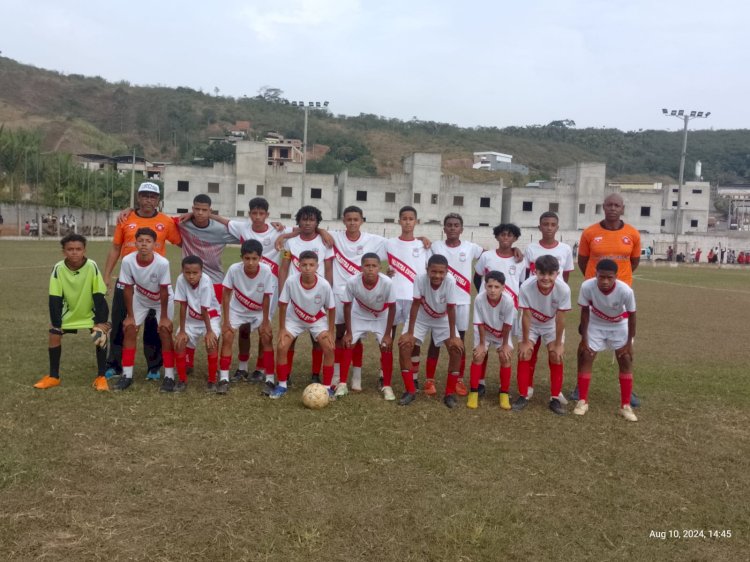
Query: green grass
0 240 748 561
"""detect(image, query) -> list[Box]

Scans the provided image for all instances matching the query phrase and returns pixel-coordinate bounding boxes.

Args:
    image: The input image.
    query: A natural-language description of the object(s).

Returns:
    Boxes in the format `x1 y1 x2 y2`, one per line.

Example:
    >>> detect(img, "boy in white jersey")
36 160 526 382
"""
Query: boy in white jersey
398 255 464 408
115 228 174 391
512 255 571 415
428 213 483 397
270 251 336 399
574 259 638 422
467 271 516 410
219 240 276 395
341 253 397 400
171 256 221 393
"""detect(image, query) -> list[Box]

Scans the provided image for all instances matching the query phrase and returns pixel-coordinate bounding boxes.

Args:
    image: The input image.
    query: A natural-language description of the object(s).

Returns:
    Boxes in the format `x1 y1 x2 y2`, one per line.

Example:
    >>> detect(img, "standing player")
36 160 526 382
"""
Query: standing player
172 256 221 393
574 259 638 422
115 227 175 391
467 271 516 409
340 253 397 400
398 255 464 407
428 213 483 396
34 234 111 391
219 240 276 395
270 251 336 399
513 255 571 415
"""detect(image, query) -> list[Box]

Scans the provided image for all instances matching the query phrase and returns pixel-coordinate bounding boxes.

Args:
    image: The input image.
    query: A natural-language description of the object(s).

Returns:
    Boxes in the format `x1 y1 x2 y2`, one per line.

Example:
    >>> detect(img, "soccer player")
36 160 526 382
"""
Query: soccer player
270 251 336 399
512 255 571 415
398 255 464 407
341 253 397 400
219 240 276 395
34 234 111 391
574 259 638 422
467 271 516 409
171 256 221 393
115 227 175 391
428 213 483 397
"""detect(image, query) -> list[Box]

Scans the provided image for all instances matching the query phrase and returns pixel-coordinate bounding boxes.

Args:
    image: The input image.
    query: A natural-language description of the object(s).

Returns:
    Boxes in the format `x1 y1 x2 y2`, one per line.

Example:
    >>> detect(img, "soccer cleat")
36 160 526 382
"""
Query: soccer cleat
160 377 175 393
512 396 529 411
619 404 638 422
423 379 437 396
334 383 349 398
443 394 458 409
455 380 468 397
568 386 580 401
467 391 479 409
114 377 133 391
527 386 535 400
477 383 486 398
499 392 511 410
269 385 287 399
261 381 275 396
573 400 589 416
310 374 321 384
327 388 337 402
217 380 230 395
381 386 396 401
104 367 119 380
186 366 194 376
232 369 248 383
92 376 109 392
398 392 416 406
630 392 641 408
548 398 566 415
556 392 568 405
377 376 384 390
331 372 340 387
249 370 265 383
174 381 187 393
414 379 420 391
34 375 61 389
145 369 161 381
206 382 218 393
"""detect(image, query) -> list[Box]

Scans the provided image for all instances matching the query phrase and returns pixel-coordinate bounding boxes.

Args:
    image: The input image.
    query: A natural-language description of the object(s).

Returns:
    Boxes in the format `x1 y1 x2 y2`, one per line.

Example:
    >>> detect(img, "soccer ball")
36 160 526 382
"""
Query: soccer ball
302 383 330 410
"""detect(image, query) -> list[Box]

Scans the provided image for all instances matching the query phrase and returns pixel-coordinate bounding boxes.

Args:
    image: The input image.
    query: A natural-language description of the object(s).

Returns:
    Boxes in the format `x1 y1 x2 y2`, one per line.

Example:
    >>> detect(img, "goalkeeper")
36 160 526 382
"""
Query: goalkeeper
34 234 111 391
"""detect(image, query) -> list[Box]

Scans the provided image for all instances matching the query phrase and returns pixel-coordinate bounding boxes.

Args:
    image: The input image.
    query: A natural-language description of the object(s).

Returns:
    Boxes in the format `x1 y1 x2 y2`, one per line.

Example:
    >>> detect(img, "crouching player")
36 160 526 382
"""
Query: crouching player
513 255 571 415
220 240 276 395
467 271 516 409
574 259 638 422
340 253 397 400
270 251 336 399
34 234 111 391
171 256 221 393
115 228 174 391
398 255 464 407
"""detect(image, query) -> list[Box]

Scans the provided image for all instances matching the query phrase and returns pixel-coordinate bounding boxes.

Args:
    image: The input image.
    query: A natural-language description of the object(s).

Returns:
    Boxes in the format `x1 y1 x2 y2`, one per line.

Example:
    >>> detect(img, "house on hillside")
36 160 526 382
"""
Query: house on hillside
473 151 529 175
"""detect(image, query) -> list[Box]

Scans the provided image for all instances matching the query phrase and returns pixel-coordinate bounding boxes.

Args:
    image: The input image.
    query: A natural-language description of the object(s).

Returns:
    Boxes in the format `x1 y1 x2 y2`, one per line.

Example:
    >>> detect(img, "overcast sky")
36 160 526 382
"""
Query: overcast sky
1 0 744 132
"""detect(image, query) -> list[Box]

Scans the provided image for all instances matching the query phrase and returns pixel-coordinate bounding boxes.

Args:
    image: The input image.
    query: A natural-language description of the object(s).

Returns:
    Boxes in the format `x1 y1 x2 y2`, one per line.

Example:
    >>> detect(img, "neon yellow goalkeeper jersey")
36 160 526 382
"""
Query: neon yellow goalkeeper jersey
49 258 107 329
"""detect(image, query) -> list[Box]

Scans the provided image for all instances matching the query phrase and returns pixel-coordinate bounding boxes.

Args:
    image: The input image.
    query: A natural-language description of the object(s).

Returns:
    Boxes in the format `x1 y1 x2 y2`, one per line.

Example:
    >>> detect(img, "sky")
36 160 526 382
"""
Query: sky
1 0 745 132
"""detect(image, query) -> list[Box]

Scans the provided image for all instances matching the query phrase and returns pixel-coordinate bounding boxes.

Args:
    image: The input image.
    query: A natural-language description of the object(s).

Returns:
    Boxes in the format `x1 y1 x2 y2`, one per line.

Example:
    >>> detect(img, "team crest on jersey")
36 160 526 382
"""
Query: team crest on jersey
440 295 446 304
376 295 384 303
256 283 265 293
313 248 320 255
509 265 516 275
593 236 603 244
127 223 137 230
459 252 467 262
263 237 271 246
149 273 158 282
314 295 322 305
155 223 165 232
412 248 420 258
552 299 559 308
356 245 364 255
622 236 632 245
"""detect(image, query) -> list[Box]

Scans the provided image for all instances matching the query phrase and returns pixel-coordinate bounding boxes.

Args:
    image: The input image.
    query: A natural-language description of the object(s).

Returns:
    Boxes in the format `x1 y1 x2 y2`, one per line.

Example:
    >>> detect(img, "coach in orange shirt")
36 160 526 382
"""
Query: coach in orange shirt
103 182 182 379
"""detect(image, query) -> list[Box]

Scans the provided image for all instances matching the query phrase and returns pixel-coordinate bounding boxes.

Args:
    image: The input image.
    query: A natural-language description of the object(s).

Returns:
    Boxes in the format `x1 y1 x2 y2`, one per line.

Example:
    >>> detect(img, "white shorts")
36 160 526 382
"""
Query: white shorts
413 319 458 347
393 299 413 326
285 315 330 340
587 324 628 353
350 317 389 345
179 317 222 348
455 304 470 332
228 309 263 331
472 326 514 350
133 294 174 326
527 323 565 346
335 293 346 325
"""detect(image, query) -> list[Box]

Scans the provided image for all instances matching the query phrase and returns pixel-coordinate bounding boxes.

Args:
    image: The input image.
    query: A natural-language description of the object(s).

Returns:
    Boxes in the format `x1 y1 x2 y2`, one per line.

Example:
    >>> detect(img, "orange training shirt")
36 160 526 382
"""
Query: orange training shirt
113 211 182 258
578 222 641 286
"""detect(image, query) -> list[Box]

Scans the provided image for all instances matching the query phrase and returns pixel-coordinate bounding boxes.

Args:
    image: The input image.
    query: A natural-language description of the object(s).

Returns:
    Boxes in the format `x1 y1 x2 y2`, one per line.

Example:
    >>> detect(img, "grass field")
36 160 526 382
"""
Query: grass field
0 240 748 561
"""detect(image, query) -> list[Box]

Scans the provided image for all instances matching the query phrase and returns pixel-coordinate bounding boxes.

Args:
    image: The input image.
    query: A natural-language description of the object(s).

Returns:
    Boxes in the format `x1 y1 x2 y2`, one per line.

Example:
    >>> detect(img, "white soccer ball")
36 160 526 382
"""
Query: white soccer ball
302 383 330 410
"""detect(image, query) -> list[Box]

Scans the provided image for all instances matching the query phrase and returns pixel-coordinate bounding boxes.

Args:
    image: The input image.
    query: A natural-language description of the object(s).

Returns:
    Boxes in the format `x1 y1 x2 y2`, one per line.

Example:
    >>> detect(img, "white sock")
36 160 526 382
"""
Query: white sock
164 369 174 380
265 373 274 383
219 369 229 380
332 362 341 386
479 378 486 386
239 360 249 371
278 380 288 389
123 366 134 378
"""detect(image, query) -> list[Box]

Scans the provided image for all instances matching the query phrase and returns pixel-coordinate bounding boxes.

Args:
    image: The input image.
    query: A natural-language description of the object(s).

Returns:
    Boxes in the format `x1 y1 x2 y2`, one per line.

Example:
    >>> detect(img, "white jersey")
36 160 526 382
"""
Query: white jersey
343 273 395 322
474 251 527 307
473 290 516 341
174 272 221 326
413 272 458 326
179 219 237 284
578 278 636 329
519 276 572 327
279 274 336 324
331 230 387 296
222 262 276 318
524 241 574 279
431 240 484 305
227 221 292 279
283 234 333 278
386 237 431 301
119 253 171 308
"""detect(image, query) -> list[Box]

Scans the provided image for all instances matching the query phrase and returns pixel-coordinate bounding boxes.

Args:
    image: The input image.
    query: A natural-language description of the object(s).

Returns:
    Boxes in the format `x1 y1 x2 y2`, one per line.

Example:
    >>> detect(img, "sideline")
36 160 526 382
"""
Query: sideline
634 274 750 295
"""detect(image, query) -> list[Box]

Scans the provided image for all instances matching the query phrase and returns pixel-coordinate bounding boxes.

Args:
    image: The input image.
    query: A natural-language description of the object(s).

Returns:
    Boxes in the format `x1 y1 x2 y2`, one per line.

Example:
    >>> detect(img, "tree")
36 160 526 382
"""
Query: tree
258 86 284 102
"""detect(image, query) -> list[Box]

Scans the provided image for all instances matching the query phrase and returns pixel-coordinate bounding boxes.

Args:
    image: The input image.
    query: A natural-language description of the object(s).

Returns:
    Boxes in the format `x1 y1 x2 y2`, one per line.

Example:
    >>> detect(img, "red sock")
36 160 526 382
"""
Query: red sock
255 354 263 370
529 339 542 386
619 372 633 407
185 347 195 368
219 355 232 377
459 354 466 379
500 366 512 393
176 353 187 383
238 353 249 363
380 351 393 387
122 348 136 367
162 351 174 369
312 349 323 374
322 364 334 387
207 352 218 383
469 363 482 391
411 357 421 374
263 351 275 376
445 372 459 396
287 349 295 370
517 360 531 398
549 360 563 398
426 357 438 380
578 372 592 402
401 370 416 393
277 362 289 383
353 341 364 367
339 348 352 384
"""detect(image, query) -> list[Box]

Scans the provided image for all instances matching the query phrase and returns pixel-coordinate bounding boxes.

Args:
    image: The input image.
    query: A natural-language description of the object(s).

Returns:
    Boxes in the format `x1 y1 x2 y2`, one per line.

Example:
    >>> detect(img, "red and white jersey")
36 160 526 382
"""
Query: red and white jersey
386 237 431 301
431 240 483 305
119 253 171 306
473 290 516 341
222 262 276 317
331 230 387 296
413 273 458 324
174 272 220 326
227 221 292 279
524 241 574 279
279 274 336 324
283 234 333 277
519 276 572 327
578 278 636 328
474 251 527 307
343 272 395 322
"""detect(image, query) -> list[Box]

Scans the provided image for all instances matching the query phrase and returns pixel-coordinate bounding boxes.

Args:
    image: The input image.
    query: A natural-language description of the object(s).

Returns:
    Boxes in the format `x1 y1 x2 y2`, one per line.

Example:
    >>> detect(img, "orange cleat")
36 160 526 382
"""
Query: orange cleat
455 379 468 396
34 375 61 389
424 379 437 396
92 375 109 392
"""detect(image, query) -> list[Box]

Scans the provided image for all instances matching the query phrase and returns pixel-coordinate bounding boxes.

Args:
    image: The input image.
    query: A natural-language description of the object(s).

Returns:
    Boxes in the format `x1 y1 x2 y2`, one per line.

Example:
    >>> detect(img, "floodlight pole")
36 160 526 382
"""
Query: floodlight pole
302 106 309 207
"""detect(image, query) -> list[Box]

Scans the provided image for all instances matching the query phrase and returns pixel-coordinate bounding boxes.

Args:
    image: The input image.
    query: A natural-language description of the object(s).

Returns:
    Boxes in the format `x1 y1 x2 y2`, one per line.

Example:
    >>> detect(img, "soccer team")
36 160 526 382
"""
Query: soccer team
34 182 641 421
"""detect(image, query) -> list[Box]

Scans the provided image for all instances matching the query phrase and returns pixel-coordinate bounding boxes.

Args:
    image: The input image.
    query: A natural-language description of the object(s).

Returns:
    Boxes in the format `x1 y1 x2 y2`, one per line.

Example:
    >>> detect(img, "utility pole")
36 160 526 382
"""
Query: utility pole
290 100 330 208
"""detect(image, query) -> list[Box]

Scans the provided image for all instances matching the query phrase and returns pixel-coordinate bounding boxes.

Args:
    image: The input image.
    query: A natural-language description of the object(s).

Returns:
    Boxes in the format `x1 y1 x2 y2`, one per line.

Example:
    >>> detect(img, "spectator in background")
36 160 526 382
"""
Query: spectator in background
24 221 30 235
695 248 702 263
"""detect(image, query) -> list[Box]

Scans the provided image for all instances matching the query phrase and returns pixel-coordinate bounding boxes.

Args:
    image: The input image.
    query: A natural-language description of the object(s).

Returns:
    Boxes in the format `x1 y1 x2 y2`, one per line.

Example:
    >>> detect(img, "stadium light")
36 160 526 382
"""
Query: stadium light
292 99 332 205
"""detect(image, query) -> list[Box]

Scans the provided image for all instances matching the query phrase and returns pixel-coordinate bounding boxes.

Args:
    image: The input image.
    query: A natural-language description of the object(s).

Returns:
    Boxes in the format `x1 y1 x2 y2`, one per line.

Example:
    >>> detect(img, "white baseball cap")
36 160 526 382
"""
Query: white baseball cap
138 182 160 195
